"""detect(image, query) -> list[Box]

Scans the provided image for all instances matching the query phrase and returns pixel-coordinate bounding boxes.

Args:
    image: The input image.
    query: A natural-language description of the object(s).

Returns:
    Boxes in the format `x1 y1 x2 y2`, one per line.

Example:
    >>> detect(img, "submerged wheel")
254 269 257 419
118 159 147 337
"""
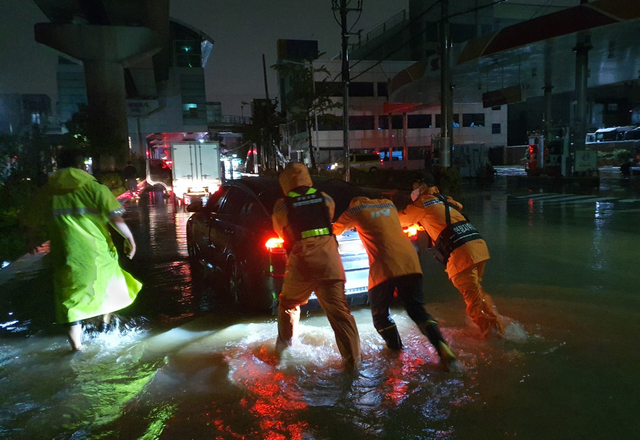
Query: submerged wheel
225 258 246 306
186 230 203 279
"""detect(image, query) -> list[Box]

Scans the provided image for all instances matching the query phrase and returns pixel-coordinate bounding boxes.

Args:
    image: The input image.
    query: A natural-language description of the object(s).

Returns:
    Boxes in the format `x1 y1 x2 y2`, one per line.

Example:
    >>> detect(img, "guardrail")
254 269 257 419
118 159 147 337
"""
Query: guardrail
350 10 407 50
208 115 251 125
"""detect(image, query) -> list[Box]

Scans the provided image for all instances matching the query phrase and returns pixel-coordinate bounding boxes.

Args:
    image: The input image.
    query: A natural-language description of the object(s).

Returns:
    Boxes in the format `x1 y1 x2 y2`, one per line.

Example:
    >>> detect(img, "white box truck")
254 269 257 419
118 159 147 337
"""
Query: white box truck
170 141 222 203
146 133 223 204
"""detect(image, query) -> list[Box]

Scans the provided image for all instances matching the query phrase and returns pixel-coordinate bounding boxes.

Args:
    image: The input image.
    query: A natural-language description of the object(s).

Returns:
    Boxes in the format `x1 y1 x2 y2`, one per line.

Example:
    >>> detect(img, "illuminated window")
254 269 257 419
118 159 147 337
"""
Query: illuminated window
463 113 485 127
183 103 198 118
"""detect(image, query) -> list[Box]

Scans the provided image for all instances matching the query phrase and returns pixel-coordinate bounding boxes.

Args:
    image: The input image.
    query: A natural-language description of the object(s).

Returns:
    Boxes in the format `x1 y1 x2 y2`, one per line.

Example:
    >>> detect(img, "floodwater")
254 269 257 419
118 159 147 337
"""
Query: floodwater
1 169 640 440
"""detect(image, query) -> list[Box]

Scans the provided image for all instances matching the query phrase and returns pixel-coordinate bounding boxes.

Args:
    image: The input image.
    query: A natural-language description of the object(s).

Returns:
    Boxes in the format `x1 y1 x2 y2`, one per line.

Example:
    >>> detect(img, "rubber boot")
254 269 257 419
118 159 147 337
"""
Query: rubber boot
101 313 112 333
477 313 505 340
417 320 456 371
275 337 292 357
378 324 403 350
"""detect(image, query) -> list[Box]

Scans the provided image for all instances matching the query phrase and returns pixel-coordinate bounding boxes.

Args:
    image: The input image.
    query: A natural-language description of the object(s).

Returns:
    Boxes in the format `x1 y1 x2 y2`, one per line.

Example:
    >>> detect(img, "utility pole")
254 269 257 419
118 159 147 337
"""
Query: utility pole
340 0 351 182
261 54 270 171
439 0 452 168
332 0 362 182
310 60 320 160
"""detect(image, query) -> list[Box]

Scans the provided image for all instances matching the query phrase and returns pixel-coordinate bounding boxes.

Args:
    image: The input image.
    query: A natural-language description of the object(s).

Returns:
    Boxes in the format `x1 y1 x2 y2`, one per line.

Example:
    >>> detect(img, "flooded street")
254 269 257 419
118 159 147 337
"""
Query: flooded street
1 172 640 439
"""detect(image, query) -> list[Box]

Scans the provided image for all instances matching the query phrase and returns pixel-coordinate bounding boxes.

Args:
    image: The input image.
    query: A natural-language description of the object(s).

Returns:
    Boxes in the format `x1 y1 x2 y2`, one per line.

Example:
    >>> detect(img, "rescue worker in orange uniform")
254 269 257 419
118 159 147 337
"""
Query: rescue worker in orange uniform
272 164 361 369
333 196 456 370
398 181 505 339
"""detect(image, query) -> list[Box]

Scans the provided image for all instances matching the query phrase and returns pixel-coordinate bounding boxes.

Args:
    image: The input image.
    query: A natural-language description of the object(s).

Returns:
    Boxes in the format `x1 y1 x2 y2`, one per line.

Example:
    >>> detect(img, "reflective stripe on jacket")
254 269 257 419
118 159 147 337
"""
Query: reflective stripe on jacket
398 193 489 278
333 197 421 289
284 188 332 241
24 167 141 323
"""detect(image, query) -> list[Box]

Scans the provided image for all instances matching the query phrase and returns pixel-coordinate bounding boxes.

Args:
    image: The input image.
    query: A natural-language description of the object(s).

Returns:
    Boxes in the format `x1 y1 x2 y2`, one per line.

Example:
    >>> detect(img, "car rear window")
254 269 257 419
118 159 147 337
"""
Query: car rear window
256 186 285 214
248 176 366 221
314 178 366 220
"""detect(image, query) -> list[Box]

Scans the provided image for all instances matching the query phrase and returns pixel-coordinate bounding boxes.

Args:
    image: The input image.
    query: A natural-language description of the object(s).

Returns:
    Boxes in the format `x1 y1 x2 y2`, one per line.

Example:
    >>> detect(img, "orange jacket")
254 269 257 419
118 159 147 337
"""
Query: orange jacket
398 187 489 278
272 164 345 282
333 197 421 289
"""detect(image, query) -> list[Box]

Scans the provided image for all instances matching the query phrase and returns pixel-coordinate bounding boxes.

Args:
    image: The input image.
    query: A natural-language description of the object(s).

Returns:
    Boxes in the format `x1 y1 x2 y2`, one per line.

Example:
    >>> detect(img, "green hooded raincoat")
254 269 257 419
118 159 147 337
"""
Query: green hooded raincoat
26 168 142 323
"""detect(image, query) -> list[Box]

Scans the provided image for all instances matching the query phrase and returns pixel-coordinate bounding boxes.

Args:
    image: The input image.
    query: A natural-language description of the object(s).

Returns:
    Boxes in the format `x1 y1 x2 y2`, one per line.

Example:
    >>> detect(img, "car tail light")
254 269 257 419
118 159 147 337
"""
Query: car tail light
403 224 424 239
265 237 285 253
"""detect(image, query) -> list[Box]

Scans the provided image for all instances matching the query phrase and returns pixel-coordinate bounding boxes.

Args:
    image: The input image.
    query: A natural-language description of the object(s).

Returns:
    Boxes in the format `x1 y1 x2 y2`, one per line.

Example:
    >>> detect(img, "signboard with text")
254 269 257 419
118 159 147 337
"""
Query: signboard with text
574 150 597 172
126 99 159 117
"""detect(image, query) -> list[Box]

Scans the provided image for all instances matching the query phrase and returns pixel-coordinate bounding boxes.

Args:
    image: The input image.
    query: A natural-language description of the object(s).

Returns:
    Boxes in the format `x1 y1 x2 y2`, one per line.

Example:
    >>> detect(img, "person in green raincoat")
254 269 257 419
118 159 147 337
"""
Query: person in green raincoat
24 149 142 351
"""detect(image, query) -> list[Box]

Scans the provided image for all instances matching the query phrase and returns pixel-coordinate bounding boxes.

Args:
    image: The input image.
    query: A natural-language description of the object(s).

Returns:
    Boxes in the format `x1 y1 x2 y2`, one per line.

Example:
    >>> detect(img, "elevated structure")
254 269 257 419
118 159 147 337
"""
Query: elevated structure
349 0 640 172
33 0 169 168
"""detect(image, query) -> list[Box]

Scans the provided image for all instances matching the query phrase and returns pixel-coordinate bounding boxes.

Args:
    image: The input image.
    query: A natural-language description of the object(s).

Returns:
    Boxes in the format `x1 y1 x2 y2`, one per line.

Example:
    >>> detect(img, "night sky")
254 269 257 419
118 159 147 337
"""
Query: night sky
0 0 407 116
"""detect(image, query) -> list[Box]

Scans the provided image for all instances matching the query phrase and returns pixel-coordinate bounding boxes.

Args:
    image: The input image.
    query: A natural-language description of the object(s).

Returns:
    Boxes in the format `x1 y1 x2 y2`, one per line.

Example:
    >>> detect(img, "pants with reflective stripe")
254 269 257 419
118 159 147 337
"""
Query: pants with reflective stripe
450 261 503 336
368 274 446 349
278 279 361 367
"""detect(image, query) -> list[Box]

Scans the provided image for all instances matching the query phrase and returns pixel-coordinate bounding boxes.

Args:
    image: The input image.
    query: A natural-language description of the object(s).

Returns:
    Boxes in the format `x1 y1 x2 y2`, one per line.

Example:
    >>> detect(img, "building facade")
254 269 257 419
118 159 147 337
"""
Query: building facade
56 19 213 157
0 94 54 135
278 58 507 169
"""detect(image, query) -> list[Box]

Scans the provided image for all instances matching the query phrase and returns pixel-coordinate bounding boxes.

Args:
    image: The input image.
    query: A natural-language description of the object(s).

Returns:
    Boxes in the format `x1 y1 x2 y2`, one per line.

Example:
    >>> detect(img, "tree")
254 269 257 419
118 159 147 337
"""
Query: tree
64 104 127 172
0 126 55 186
243 99 285 172
272 57 342 170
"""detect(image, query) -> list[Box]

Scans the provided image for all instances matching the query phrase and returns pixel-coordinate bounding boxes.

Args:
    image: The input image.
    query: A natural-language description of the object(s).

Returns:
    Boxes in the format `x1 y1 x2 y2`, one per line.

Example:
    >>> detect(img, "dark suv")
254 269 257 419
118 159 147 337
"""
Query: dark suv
186 176 370 312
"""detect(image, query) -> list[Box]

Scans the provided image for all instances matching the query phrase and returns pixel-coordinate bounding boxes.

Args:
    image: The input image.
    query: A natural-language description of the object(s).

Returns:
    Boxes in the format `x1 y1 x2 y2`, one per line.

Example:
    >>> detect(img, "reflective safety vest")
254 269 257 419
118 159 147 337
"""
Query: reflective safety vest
285 188 332 241
429 194 483 266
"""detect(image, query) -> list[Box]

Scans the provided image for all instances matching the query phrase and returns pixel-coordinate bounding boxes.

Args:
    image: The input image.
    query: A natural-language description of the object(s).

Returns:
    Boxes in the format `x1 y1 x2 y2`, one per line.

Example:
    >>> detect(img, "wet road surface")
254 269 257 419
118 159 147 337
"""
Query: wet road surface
1 170 640 439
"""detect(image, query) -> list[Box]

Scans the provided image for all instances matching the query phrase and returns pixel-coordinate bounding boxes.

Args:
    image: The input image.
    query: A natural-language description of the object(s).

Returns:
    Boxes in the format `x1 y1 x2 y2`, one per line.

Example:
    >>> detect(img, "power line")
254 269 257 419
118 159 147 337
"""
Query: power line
529 0 557 20
347 0 506 82
348 0 442 73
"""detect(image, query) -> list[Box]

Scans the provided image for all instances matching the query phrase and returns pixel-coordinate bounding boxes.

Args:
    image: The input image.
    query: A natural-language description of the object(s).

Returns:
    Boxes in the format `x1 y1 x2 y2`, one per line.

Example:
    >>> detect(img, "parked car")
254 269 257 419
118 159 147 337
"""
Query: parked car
186 176 370 313
327 153 382 172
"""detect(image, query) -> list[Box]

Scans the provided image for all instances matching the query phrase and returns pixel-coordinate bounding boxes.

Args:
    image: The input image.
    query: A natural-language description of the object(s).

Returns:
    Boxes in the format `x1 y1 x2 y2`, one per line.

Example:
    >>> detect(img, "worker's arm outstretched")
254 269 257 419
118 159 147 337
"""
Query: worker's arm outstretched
332 203 355 236
397 203 425 227
446 196 463 211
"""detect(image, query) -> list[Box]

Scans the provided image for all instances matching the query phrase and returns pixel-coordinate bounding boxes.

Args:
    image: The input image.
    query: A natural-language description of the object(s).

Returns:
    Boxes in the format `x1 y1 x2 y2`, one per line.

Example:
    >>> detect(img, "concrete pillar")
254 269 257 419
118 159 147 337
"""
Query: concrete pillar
402 112 408 169
35 24 162 169
544 85 554 143
388 113 394 165
573 33 591 153
543 41 554 147
83 60 128 168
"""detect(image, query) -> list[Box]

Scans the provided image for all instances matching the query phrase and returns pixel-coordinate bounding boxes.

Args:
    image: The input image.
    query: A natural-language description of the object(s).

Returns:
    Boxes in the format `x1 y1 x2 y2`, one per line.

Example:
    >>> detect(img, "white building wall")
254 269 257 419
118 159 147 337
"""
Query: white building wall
302 59 507 166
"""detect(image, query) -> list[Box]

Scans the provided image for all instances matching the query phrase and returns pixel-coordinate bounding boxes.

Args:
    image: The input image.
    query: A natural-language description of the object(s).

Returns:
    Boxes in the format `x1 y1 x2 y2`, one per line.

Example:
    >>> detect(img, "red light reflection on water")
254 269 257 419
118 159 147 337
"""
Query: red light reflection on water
382 351 428 405
208 348 310 439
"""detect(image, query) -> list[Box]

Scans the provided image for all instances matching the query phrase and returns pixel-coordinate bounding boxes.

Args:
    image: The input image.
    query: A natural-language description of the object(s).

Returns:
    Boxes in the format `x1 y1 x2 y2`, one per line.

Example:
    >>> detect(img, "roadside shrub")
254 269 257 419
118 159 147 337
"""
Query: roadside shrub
613 149 633 163
0 180 40 263
315 167 462 198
